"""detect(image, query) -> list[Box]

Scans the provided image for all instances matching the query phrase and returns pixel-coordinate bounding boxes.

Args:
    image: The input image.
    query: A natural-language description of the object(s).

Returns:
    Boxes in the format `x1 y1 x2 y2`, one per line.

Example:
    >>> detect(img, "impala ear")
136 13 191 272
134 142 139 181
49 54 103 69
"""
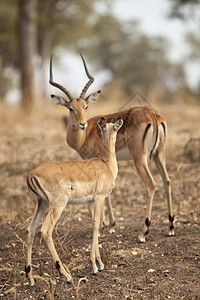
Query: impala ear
97 117 106 134
51 95 70 108
113 118 123 132
85 90 101 104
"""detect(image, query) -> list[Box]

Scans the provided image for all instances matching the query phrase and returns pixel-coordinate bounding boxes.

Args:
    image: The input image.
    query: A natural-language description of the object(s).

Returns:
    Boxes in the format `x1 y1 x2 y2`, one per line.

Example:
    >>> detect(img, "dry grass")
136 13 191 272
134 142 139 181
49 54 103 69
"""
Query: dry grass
0 98 200 299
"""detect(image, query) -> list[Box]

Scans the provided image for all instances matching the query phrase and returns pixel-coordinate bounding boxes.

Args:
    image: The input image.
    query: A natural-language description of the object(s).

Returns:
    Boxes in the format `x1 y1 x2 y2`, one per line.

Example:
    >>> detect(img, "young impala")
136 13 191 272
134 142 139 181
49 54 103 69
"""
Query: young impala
50 54 175 243
25 117 123 286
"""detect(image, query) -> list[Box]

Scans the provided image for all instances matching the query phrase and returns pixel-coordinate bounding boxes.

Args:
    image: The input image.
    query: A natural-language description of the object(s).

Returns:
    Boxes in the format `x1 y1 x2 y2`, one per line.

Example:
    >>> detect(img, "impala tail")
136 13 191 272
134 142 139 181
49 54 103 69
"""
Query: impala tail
27 172 48 201
143 115 167 159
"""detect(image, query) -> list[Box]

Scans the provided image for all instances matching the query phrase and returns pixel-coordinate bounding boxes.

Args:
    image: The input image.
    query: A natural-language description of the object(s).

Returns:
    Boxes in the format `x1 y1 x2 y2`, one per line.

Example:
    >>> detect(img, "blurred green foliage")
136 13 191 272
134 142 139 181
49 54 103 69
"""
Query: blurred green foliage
0 0 199 103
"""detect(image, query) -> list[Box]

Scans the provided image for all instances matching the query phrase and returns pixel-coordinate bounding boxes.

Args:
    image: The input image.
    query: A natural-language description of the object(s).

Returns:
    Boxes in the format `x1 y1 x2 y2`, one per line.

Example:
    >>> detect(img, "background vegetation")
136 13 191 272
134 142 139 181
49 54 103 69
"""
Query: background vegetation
0 0 200 110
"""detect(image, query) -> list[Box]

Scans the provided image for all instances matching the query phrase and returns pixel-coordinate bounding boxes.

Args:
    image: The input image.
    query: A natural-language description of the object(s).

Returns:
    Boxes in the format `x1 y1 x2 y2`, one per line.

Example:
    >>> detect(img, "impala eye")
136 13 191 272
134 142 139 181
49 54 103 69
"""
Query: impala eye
85 106 88 111
69 107 74 112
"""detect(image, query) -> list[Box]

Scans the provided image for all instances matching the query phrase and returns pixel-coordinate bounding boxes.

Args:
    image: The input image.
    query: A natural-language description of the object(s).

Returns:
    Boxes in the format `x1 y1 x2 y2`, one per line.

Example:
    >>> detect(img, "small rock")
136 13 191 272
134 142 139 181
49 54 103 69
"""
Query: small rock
148 269 156 273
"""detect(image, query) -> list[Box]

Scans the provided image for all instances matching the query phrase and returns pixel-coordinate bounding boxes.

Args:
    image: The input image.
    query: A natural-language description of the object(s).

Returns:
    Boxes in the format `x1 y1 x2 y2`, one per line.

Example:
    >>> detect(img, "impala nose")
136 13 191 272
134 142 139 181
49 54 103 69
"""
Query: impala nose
79 122 87 130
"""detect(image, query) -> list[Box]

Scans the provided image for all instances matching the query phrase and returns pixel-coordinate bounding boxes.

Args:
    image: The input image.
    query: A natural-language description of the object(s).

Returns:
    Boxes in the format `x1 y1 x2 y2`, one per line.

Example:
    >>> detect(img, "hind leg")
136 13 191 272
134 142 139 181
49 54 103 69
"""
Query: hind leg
134 155 157 243
26 197 48 286
88 196 115 236
40 204 72 283
154 143 174 237
105 195 116 233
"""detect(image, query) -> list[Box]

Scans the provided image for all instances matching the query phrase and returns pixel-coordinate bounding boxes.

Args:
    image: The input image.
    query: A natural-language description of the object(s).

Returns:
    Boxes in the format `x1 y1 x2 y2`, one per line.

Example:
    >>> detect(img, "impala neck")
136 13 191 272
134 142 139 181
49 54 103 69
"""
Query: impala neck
106 132 118 179
66 121 86 151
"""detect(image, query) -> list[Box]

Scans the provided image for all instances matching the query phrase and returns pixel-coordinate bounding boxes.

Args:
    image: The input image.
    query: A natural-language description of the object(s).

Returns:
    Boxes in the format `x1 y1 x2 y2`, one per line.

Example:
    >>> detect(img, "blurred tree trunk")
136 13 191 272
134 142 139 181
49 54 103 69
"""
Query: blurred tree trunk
38 28 52 100
18 0 38 111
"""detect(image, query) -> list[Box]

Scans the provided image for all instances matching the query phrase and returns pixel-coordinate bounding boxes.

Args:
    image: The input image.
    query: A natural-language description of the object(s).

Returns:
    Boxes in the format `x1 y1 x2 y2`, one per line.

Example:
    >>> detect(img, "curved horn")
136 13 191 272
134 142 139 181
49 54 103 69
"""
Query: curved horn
79 53 94 99
49 55 73 102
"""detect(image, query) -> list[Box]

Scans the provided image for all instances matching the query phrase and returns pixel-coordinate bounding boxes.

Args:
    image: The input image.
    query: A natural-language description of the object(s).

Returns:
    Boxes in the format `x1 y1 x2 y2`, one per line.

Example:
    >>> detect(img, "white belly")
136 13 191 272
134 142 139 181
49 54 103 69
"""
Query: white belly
116 147 132 161
68 194 94 204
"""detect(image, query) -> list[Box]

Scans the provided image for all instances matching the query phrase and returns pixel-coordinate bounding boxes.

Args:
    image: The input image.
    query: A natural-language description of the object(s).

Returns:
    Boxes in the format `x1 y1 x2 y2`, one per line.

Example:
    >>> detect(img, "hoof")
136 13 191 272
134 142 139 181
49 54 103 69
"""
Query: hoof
66 278 72 284
92 270 99 276
168 229 175 237
137 235 145 243
28 278 35 287
108 227 115 234
98 268 104 273
98 263 104 272
92 265 104 275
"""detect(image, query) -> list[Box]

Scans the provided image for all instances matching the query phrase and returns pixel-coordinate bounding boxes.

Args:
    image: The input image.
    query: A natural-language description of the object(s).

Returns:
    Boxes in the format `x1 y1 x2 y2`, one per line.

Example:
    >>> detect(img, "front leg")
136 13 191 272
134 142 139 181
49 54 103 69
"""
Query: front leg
90 196 105 274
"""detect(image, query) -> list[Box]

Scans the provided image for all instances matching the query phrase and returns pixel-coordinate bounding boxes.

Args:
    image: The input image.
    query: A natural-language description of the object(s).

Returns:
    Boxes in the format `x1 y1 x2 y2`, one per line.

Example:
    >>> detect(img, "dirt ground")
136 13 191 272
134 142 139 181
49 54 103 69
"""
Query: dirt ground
0 99 200 299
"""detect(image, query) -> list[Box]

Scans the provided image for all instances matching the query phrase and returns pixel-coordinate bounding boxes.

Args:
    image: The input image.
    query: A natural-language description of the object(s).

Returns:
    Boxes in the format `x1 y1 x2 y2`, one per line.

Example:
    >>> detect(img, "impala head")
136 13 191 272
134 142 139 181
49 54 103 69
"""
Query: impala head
50 54 101 130
97 117 123 145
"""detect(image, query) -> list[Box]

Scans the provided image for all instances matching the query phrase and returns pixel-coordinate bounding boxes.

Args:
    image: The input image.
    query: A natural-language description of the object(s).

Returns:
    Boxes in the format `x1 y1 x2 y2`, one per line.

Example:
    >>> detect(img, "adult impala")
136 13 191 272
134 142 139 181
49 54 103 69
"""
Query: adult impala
50 54 175 243
25 117 123 286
